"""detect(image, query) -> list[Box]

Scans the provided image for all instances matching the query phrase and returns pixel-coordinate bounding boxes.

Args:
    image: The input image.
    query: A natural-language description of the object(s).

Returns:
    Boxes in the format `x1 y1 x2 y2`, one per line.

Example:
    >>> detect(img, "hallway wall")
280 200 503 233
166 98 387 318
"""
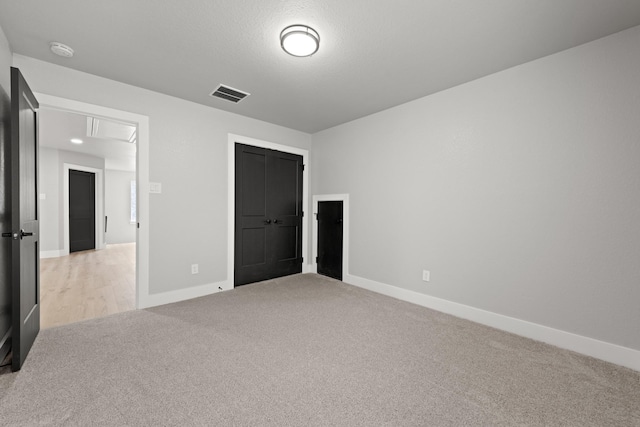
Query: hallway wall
105 169 136 244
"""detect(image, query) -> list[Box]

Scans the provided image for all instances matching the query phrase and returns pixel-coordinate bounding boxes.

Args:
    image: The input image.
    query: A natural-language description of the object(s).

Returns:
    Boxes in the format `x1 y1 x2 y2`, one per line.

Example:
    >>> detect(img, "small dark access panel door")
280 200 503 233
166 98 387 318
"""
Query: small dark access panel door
317 201 343 281
69 170 95 252
235 143 303 286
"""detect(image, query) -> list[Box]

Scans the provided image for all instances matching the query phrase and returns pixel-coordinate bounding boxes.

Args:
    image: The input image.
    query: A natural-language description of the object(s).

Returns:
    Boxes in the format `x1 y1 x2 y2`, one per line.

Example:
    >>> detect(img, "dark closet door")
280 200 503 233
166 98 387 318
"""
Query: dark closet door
69 170 95 252
235 143 303 286
317 201 343 280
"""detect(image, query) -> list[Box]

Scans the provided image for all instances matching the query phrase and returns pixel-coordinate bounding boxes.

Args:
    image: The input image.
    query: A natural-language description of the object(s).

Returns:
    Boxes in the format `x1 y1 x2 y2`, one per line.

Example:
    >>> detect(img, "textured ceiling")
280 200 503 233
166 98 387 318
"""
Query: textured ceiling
2 0 640 133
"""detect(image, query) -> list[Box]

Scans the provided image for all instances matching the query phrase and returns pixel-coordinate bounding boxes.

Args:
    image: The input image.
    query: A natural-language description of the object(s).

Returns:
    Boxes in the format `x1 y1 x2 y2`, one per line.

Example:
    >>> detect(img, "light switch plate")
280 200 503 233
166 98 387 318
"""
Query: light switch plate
149 182 162 194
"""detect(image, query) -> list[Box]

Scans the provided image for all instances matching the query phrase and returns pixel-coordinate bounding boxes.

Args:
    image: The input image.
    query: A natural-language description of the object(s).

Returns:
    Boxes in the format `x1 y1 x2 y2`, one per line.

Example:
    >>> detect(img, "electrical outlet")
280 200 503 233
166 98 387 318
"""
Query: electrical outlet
191 264 199 274
422 270 430 282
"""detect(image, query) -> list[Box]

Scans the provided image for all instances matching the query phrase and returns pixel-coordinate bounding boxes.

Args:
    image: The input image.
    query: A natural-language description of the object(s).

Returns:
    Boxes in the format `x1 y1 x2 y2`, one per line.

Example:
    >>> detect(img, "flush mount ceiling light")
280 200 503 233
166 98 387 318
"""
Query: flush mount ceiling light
280 25 320 57
70 138 83 144
50 42 74 58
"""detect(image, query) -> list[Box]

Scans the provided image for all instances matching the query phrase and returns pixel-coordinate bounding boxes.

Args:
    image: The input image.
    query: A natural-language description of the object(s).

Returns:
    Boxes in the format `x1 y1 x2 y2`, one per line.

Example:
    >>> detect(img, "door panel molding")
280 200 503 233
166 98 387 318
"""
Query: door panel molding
312 194 350 278
228 134 309 289
62 163 104 256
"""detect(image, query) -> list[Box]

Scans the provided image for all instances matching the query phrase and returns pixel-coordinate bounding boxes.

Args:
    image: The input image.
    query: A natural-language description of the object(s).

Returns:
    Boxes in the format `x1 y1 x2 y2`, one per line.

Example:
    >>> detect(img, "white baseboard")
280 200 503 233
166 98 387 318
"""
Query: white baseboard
140 266 318 309
40 248 96 258
40 250 64 259
344 273 640 372
139 280 231 309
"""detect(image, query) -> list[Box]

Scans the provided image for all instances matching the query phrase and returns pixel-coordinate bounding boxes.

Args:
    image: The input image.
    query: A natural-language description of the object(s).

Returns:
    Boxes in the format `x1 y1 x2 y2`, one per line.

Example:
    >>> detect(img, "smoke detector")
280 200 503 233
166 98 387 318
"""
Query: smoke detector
50 42 74 58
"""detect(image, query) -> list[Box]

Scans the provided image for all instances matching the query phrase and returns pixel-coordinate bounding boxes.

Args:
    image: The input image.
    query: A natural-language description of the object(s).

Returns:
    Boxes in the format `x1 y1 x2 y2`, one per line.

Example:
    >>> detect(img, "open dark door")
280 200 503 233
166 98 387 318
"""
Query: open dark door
317 201 343 280
10 67 40 371
0 72 11 364
69 169 95 252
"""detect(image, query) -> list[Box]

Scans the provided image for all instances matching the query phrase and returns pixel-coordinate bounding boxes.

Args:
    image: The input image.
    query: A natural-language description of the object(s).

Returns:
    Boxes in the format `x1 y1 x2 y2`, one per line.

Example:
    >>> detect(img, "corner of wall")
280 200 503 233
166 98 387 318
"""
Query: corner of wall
0 22 13 96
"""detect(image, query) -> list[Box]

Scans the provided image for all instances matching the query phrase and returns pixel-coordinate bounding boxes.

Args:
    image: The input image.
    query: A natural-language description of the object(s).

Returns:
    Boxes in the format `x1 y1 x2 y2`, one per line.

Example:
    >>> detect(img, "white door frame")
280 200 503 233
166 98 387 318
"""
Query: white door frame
35 93 150 309
227 134 310 288
63 163 104 255
312 194 350 277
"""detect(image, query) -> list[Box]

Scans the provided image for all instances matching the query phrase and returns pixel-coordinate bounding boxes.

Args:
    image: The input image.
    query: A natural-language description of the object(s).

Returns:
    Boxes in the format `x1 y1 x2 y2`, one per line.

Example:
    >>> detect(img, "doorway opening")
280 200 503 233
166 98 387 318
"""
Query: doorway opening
36 94 149 328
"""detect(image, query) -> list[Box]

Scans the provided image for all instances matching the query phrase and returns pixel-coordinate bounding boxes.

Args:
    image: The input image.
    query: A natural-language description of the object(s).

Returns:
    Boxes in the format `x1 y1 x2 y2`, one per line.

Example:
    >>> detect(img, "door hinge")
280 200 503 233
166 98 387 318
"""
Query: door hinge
314 213 318 220
301 164 305 171
316 256 319 263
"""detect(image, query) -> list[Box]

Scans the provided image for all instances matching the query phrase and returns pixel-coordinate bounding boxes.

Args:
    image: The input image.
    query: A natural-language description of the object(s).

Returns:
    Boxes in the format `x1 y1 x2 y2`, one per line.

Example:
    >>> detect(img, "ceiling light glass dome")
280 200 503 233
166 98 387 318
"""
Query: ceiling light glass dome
280 25 320 57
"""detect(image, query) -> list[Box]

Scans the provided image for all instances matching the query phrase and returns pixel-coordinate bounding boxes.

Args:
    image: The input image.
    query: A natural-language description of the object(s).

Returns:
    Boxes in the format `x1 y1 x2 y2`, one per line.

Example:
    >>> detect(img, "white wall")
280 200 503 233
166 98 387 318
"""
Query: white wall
312 26 640 353
38 147 105 254
39 147 59 252
0 24 10 95
14 54 312 296
105 169 136 244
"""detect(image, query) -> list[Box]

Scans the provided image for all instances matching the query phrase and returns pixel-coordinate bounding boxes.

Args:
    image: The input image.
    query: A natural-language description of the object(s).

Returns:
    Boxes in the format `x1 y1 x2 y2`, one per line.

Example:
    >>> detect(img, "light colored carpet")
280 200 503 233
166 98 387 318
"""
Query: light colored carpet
0 273 638 426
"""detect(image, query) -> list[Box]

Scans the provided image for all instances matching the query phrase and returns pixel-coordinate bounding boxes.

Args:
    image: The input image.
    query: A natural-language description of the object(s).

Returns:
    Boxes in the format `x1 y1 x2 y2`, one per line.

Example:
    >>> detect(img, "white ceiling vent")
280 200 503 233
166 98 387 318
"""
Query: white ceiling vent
210 85 250 103
87 117 137 143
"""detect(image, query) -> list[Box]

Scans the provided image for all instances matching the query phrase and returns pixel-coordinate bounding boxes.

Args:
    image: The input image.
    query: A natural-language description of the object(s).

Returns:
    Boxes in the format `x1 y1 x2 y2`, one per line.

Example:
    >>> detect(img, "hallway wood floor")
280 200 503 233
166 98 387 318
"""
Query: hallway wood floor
40 243 136 329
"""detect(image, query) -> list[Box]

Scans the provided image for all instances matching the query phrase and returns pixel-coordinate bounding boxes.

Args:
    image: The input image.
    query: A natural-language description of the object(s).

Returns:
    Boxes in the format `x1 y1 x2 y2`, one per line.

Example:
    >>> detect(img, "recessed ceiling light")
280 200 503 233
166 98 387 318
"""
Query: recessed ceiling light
70 138 83 144
50 42 74 58
280 25 320 57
